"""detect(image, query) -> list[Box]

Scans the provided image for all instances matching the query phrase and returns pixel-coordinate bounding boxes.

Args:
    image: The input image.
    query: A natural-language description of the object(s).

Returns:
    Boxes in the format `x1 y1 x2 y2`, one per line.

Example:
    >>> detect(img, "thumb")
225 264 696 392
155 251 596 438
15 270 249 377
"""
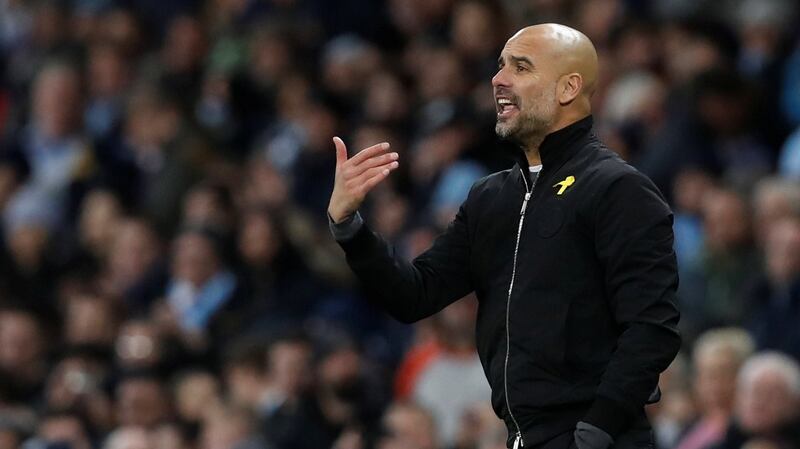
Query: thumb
333 136 347 167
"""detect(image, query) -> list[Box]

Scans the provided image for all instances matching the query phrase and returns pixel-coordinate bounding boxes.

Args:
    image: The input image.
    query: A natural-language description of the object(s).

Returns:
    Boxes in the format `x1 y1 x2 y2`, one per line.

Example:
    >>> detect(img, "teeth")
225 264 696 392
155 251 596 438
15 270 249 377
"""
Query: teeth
498 98 512 105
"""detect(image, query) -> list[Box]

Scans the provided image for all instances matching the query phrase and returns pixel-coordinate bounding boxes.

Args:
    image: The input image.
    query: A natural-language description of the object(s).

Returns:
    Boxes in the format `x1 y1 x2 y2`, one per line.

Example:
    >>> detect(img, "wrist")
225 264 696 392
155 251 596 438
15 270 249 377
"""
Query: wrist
328 207 353 224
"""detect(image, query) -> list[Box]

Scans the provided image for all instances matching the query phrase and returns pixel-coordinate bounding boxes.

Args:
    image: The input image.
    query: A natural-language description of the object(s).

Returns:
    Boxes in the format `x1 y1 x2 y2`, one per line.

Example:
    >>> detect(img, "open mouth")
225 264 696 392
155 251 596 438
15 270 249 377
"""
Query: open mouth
496 97 518 120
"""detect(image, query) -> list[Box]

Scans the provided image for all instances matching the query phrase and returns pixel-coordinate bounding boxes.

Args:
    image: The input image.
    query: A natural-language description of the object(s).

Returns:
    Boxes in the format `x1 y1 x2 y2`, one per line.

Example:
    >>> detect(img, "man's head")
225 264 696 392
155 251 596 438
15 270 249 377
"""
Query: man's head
114 373 170 428
735 352 800 435
492 24 597 147
32 62 83 139
692 327 754 415
378 402 438 449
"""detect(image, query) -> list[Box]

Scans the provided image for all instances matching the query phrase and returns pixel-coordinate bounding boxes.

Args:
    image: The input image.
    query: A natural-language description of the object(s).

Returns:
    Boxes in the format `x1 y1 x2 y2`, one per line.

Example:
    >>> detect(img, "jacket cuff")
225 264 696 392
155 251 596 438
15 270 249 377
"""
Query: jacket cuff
328 211 364 241
581 396 635 438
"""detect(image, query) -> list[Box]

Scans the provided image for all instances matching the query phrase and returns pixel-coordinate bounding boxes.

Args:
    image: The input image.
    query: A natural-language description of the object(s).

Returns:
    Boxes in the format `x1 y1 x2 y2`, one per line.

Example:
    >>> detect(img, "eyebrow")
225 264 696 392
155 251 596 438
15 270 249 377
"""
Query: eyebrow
498 55 534 67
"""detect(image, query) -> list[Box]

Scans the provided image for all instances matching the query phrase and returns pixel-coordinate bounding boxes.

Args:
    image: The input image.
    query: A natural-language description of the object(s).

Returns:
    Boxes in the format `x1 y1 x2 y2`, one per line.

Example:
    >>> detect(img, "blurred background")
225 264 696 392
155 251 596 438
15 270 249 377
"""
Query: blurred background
2 0 800 448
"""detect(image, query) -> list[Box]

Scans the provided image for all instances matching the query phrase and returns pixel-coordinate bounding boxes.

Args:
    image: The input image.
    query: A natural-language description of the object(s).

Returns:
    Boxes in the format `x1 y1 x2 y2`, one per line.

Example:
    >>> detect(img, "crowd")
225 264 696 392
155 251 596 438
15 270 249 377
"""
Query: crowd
1 0 800 448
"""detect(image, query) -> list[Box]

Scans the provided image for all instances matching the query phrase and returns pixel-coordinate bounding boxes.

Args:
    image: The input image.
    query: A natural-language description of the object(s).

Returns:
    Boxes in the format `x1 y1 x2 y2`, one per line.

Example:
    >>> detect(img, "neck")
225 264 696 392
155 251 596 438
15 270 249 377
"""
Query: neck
521 111 590 166
521 134 545 166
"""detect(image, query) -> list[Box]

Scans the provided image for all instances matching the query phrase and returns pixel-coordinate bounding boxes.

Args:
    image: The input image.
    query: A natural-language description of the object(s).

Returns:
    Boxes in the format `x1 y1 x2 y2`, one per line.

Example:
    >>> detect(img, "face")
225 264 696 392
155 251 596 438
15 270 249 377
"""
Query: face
492 33 559 145
108 220 160 290
200 411 251 449
694 349 739 413
116 378 169 427
175 372 220 421
238 212 279 266
379 405 437 449
32 67 81 138
702 190 750 252
79 190 122 254
0 311 43 371
765 220 800 284
171 232 220 287
64 295 116 345
38 415 91 449
737 370 799 434
268 341 312 396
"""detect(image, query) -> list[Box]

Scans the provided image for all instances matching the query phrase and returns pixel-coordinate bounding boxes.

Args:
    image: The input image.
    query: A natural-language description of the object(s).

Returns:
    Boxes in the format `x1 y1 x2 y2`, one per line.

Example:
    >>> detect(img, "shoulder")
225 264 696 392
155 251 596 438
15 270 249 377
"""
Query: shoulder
576 138 672 220
583 138 664 199
464 167 514 201
472 168 513 190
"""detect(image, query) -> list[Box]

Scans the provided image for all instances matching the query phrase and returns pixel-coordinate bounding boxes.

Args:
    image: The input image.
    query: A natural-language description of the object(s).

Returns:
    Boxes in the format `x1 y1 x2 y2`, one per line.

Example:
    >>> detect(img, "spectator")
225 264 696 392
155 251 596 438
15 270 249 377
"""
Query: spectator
747 217 800 360
44 346 114 433
114 372 171 429
376 402 439 449
200 403 270 449
679 187 759 338
84 42 131 147
223 337 270 411
172 369 222 424
410 296 490 447
101 217 164 308
258 332 332 449
674 328 754 449
5 61 94 223
157 225 247 355
713 352 800 449
26 409 93 449
0 307 47 404
751 177 800 247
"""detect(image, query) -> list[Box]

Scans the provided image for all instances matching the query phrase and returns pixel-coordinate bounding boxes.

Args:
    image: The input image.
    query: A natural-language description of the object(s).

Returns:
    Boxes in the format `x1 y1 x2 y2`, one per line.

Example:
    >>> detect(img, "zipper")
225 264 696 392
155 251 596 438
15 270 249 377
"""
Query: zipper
505 167 536 449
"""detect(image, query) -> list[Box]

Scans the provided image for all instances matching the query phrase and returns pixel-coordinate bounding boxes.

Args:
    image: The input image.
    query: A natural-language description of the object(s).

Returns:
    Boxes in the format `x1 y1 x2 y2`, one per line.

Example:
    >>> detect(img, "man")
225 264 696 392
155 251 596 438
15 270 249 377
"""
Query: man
328 24 680 449
712 352 800 449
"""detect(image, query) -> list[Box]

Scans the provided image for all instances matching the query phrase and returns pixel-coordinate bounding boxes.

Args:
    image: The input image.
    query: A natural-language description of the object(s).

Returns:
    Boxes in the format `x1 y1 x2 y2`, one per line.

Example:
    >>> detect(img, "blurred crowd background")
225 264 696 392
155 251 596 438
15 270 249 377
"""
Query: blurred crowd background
2 0 800 448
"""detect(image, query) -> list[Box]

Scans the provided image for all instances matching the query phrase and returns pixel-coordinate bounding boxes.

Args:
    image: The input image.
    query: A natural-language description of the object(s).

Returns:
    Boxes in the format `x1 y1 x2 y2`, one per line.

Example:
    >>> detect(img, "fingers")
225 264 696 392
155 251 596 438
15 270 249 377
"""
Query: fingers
361 164 397 192
333 136 347 168
349 141 391 165
345 160 399 188
346 151 399 178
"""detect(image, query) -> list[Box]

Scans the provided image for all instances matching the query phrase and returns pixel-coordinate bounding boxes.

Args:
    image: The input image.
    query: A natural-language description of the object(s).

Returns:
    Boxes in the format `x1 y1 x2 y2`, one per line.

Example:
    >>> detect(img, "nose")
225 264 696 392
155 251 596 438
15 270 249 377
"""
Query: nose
492 66 510 89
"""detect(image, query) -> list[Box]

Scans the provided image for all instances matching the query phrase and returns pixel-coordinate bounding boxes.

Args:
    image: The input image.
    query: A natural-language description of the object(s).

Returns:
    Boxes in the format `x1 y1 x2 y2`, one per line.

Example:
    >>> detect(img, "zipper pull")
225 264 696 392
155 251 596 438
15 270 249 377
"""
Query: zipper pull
520 192 531 215
513 432 524 449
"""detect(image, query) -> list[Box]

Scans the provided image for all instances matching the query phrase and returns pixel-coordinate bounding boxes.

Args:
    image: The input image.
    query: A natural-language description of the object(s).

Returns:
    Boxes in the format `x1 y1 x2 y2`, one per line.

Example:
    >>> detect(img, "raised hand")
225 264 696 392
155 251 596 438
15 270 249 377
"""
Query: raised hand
328 136 400 223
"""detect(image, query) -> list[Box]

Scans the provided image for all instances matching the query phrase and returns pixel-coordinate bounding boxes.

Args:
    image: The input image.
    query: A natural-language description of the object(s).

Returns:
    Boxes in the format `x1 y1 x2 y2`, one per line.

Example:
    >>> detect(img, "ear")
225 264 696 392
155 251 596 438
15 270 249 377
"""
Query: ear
557 73 583 105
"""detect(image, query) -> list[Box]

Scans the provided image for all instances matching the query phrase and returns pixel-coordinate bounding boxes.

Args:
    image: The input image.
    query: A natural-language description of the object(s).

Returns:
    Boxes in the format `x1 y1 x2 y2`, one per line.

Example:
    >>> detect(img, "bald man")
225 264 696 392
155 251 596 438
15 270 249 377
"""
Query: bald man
328 24 680 449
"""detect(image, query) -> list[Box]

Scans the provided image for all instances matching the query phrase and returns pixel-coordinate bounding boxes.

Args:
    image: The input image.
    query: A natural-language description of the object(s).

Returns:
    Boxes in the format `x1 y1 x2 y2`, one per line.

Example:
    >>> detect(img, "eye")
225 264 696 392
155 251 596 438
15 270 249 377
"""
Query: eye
516 65 527 73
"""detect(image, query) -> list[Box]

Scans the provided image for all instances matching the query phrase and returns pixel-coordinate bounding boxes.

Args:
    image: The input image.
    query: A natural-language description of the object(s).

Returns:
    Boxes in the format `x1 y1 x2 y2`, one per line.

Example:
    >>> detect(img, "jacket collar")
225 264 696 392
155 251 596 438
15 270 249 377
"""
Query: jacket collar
513 114 594 174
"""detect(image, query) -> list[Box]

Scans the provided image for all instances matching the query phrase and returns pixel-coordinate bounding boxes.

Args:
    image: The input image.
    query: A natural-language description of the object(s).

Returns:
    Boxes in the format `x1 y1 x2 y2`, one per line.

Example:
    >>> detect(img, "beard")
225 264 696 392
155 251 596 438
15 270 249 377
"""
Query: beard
495 87 556 146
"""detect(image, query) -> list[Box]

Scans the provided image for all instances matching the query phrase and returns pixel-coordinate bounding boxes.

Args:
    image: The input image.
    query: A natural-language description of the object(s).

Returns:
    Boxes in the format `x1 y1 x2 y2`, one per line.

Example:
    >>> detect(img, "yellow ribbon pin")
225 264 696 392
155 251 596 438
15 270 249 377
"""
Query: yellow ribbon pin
553 176 575 195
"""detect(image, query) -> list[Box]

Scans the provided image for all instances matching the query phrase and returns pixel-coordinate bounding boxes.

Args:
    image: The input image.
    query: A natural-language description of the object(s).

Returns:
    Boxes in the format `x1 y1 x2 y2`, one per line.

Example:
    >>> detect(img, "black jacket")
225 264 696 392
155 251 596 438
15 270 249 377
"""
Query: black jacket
336 116 681 447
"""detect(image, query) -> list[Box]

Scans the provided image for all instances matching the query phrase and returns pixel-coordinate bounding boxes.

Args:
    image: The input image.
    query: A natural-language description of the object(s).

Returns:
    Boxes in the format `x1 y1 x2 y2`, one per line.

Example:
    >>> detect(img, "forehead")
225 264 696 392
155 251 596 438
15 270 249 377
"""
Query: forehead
499 31 548 61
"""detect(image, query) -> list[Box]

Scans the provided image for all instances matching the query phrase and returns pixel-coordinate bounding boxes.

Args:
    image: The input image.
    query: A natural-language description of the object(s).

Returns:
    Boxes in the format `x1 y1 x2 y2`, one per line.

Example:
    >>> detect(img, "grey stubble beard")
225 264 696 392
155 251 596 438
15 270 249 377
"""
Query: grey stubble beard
495 89 556 151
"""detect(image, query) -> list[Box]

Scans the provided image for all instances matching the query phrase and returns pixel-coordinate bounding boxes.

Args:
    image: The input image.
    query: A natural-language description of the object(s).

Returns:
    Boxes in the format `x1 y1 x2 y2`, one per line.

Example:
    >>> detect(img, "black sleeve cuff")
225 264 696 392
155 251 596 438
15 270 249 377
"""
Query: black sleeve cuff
328 211 364 241
581 396 636 438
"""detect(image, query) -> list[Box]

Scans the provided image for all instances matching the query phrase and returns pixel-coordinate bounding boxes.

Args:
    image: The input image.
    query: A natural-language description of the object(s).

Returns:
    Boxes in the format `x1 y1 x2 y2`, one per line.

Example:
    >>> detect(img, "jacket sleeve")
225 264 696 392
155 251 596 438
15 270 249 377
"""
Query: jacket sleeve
336 195 474 324
583 170 682 438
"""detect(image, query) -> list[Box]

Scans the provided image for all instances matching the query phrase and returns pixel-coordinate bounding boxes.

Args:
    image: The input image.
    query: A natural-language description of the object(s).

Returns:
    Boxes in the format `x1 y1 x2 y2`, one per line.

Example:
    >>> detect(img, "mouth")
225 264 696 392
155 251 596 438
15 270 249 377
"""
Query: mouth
496 96 518 120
